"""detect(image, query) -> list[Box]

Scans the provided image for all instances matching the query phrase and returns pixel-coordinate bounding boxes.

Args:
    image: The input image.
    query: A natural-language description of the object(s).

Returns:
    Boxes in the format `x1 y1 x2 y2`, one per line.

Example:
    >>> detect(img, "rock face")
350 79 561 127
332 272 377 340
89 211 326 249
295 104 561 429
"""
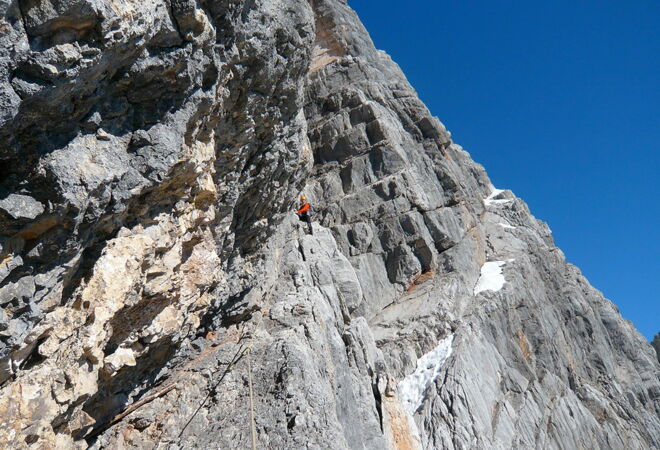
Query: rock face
0 0 658 448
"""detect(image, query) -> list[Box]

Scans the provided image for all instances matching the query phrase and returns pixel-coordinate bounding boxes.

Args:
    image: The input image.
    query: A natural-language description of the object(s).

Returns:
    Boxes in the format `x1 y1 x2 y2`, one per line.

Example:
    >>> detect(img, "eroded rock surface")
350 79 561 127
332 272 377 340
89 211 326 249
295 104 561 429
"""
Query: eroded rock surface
0 0 658 448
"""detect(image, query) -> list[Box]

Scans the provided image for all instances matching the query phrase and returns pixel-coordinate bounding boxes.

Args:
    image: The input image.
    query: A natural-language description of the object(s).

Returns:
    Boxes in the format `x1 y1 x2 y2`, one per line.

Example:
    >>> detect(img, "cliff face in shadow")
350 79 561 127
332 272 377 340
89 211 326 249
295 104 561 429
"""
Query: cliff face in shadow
0 0 658 448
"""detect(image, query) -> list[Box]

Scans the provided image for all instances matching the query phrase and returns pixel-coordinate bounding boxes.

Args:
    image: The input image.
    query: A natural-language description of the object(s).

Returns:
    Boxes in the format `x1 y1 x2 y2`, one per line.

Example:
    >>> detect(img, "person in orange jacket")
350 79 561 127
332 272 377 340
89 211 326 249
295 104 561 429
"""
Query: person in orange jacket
296 195 313 234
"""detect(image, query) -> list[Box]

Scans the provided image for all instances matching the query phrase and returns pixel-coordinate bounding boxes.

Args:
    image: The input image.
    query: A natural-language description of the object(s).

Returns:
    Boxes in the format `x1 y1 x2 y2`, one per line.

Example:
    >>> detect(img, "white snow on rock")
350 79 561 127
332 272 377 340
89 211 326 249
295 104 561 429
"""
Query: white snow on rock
473 260 514 295
398 334 454 415
487 187 504 198
498 222 516 230
484 186 513 207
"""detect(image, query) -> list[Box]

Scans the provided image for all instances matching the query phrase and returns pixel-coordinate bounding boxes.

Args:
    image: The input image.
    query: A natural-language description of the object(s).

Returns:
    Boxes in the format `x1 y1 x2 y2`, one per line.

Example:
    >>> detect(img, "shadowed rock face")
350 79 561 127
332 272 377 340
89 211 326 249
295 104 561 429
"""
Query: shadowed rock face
0 0 657 448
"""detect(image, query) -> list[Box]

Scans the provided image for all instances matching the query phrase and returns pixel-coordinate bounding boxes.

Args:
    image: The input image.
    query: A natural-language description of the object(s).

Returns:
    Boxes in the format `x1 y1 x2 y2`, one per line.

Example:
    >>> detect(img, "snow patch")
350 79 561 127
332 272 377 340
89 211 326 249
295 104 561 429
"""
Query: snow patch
487 187 504 198
398 334 454 415
473 260 514 295
498 222 516 230
484 186 513 207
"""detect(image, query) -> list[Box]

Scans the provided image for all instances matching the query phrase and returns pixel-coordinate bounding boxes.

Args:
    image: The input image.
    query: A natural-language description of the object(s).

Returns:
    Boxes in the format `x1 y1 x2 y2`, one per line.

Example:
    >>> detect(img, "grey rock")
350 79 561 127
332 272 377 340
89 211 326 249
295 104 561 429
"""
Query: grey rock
0 193 44 220
0 275 36 306
0 254 23 284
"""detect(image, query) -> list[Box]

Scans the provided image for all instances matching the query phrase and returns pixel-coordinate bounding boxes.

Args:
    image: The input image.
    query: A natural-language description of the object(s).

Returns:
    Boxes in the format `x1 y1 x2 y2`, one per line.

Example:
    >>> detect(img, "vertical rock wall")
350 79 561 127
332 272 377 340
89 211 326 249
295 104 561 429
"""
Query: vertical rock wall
0 0 657 448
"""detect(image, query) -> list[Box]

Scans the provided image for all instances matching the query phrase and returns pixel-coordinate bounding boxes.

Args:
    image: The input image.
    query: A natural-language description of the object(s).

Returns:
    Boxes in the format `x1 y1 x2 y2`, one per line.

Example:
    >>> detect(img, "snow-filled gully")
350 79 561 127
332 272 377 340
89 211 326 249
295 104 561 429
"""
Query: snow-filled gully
398 335 455 415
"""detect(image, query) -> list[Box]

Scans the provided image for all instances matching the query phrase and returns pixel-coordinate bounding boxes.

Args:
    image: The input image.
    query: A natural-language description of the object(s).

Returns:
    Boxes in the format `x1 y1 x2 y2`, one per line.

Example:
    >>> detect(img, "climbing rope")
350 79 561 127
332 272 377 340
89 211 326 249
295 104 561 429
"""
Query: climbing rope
177 311 265 447
243 310 266 450
177 332 250 439
246 347 257 450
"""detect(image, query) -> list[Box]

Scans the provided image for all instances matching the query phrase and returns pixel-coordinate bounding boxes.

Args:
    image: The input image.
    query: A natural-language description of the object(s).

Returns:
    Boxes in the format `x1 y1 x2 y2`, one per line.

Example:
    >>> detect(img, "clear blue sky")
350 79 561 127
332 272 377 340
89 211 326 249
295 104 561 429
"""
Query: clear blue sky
349 0 659 340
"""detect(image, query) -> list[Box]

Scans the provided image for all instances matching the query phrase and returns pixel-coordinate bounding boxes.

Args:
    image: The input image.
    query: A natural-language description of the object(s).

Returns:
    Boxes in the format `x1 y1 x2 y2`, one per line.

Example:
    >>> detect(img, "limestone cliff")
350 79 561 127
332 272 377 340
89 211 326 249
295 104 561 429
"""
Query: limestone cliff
0 0 658 448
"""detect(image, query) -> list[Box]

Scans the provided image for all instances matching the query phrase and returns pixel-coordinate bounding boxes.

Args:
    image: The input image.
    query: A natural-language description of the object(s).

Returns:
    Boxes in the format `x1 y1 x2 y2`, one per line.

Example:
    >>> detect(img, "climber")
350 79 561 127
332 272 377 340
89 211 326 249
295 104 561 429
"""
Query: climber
296 195 313 235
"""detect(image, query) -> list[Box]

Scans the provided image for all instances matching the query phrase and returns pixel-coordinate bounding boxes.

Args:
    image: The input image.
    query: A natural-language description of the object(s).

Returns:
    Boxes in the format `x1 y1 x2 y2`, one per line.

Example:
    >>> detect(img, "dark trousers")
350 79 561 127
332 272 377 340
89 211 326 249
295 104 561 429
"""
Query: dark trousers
298 212 313 234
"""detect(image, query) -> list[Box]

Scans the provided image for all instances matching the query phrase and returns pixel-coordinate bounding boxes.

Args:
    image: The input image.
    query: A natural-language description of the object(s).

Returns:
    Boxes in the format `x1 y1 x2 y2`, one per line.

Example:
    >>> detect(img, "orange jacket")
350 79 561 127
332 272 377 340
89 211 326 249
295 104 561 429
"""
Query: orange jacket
297 202 310 214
